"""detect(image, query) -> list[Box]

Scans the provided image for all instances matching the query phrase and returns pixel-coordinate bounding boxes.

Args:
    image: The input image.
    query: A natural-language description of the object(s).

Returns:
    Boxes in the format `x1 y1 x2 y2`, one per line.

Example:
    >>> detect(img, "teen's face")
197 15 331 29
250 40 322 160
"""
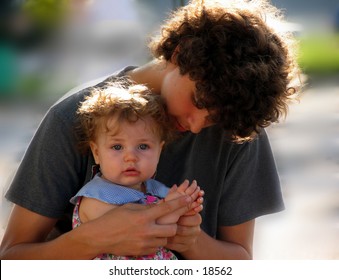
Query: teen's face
161 65 211 133
90 117 164 190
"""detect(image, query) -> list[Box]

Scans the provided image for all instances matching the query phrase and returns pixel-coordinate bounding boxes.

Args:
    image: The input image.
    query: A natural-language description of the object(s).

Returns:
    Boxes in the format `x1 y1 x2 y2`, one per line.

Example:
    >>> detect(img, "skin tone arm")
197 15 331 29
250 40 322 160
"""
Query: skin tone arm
79 180 203 224
167 219 255 260
0 195 195 259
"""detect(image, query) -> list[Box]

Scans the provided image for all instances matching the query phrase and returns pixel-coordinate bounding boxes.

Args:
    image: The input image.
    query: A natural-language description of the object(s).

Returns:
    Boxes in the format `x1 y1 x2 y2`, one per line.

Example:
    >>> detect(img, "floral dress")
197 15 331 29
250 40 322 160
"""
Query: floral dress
70 174 177 260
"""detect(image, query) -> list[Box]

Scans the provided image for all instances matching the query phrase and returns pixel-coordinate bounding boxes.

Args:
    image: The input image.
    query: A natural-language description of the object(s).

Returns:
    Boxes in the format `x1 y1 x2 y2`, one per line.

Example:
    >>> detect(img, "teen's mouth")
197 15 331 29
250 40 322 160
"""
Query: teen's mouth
175 120 188 132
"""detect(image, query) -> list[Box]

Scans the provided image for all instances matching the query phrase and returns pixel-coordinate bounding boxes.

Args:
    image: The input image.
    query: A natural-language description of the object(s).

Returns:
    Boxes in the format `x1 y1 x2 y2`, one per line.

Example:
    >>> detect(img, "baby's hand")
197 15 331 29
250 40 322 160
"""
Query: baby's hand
159 180 204 225
170 180 204 215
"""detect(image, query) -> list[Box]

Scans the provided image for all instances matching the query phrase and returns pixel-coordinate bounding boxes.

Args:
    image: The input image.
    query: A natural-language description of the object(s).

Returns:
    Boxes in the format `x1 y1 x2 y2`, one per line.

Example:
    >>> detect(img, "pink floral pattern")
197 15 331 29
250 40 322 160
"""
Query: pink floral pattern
72 196 177 260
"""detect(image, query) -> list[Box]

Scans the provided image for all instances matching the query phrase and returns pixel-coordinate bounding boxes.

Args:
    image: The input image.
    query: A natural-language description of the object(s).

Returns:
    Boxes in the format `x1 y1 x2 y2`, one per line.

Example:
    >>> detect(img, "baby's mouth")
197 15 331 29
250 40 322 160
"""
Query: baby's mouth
123 167 139 176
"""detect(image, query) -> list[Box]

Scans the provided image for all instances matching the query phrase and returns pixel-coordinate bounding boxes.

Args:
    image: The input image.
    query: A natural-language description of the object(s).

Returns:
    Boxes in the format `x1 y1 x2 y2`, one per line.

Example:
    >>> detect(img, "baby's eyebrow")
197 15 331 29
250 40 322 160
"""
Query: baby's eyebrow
136 139 158 144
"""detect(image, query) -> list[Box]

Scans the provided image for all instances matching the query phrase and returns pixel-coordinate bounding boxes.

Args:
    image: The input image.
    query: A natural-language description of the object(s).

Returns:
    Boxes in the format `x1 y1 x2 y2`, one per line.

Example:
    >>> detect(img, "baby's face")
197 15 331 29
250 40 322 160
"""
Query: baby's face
90 116 164 191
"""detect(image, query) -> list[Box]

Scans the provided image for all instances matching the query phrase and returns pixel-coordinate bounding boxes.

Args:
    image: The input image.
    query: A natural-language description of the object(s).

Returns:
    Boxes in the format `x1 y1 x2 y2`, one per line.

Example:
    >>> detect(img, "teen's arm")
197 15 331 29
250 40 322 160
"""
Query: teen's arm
167 218 254 260
0 195 192 259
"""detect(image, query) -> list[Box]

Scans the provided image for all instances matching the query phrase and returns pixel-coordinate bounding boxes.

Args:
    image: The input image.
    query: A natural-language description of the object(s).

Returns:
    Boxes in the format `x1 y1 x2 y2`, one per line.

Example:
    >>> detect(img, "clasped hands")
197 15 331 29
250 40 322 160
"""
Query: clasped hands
97 180 203 257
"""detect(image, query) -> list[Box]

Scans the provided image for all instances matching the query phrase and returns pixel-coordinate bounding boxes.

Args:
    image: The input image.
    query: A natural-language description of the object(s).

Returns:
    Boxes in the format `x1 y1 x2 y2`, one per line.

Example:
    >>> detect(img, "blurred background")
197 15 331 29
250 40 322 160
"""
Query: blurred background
0 0 338 259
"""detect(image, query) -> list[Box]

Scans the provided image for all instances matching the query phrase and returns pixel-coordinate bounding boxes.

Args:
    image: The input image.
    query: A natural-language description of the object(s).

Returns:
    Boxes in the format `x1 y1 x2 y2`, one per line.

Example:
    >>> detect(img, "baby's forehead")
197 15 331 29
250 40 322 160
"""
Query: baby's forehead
101 115 161 138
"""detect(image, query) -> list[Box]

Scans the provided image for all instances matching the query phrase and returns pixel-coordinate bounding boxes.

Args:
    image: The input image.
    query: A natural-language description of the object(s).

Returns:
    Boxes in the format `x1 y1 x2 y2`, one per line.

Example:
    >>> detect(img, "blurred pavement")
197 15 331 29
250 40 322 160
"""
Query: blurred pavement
254 75 339 259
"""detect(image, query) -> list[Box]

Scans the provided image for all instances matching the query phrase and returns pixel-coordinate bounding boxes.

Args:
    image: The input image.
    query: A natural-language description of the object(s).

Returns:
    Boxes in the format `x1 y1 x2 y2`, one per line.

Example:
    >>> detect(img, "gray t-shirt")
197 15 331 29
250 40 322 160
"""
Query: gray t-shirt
5 67 284 239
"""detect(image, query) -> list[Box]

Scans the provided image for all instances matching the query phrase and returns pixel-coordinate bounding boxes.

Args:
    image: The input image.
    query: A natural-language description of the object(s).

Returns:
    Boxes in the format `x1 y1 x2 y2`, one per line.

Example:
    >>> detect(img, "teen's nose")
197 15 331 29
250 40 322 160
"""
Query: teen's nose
187 109 210 133
188 123 203 133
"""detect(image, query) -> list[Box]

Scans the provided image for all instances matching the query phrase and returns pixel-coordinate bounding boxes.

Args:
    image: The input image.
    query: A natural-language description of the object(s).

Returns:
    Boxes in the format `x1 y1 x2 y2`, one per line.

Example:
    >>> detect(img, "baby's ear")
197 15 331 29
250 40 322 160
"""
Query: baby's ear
89 141 100 164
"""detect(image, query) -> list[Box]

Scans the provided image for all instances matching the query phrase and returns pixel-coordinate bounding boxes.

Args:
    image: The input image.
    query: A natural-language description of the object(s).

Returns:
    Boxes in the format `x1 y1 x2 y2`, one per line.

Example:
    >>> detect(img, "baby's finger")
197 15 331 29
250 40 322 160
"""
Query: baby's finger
145 195 191 220
198 189 205 197
190 197 204 209
184 180 198 196
184 204 203 215
187 185 202 201
176 180 190 194
168 184 178 195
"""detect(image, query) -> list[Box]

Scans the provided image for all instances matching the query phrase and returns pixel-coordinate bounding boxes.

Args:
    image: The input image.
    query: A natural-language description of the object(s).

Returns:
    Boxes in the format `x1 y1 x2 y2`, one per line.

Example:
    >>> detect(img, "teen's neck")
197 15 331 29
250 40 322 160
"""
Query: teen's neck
126 59 171 94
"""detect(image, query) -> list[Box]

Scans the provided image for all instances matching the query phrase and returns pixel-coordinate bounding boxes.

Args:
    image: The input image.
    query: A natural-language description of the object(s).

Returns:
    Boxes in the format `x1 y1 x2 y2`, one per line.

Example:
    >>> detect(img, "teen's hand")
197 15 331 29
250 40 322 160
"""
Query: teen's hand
92 195 193 256
165 213 202 254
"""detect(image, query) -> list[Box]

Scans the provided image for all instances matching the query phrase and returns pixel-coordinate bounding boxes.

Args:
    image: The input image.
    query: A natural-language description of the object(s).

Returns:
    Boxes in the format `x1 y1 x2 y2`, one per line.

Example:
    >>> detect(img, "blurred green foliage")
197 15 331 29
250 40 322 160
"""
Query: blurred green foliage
22 0 68 30
22 0 68 27
0 44 18 97
298 33 339 74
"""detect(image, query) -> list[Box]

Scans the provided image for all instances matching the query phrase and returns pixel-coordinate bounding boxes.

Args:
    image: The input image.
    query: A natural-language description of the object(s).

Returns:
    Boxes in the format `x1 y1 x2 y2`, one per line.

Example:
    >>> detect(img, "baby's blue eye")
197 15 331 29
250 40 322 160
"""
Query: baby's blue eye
112 145 122 150
139 144 149 150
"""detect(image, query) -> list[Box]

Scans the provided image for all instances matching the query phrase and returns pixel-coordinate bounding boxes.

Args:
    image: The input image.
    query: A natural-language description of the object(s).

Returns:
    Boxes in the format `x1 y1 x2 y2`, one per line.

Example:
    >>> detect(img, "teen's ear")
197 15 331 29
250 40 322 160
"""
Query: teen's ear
89 141 100 164
170 45 180 65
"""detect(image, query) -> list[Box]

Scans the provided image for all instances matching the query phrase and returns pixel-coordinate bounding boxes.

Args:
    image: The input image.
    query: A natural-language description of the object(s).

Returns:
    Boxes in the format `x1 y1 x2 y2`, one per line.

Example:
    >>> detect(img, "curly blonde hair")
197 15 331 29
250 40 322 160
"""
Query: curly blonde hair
77 78 175 151
149 0 301 141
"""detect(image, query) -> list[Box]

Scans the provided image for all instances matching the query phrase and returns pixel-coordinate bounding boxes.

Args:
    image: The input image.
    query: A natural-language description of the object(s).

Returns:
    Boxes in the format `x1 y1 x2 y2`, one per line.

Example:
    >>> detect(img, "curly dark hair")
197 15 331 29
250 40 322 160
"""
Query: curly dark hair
149 0 301 141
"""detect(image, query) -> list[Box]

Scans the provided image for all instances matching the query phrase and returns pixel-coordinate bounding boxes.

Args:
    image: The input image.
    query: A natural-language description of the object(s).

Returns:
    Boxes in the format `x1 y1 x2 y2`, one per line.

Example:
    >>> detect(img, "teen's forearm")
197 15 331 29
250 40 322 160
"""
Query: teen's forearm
181 230 252 260
0 223 99 260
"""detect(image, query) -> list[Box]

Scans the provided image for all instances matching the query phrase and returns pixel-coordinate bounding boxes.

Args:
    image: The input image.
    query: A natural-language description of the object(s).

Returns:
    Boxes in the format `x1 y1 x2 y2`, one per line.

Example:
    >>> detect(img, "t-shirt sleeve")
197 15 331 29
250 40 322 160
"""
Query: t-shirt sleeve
217 130 284 226
5 105 89 218
5 68 136 220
